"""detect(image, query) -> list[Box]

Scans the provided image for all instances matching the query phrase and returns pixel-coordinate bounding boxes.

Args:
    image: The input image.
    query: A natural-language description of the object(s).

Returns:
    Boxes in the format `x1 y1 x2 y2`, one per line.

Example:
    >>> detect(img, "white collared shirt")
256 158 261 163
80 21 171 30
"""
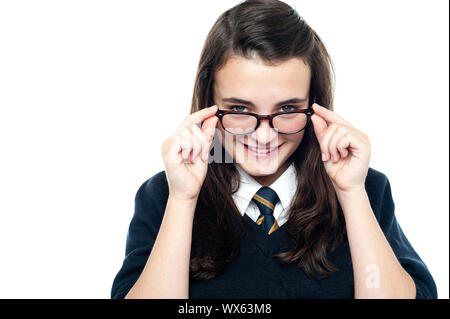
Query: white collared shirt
232 163 298 227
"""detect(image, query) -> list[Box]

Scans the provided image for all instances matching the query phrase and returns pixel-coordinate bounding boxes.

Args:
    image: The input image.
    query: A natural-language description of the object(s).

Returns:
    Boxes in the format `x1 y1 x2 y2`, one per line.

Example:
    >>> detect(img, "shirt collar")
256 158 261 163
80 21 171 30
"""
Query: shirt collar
233 163 298 214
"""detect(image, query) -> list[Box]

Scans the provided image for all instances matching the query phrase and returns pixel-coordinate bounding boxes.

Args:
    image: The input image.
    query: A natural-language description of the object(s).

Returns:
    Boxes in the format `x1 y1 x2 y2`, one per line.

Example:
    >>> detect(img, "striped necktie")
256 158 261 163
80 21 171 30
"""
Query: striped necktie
252 186 280 235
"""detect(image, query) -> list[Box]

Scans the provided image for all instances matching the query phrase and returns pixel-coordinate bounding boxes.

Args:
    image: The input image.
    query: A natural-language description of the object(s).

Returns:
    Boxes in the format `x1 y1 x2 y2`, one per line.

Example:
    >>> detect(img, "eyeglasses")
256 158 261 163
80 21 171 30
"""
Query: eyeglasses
215 108 314 135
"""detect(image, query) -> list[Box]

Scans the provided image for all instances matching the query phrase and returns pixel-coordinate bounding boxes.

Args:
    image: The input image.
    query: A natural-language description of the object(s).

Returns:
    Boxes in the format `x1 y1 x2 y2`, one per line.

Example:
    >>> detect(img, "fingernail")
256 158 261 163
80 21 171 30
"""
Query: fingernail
322 153 326 161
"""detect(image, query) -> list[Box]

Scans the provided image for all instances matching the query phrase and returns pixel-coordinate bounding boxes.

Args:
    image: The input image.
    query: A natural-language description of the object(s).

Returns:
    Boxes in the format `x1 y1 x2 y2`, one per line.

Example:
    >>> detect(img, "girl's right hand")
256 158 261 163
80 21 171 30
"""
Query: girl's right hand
161 105 219 201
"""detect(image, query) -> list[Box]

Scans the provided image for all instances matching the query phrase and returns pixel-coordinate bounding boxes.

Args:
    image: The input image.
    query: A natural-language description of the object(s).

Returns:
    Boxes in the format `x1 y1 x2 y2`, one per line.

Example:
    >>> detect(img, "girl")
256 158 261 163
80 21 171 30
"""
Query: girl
111 0 437 299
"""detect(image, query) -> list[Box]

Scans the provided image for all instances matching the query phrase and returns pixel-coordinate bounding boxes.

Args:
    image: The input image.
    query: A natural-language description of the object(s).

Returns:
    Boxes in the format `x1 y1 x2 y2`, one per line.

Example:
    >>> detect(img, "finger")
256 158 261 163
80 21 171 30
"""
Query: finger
319 123 338 162
328 127 349 163
311 113 328 140
190 123 209 145
340 130 368 160
189 124 210 162
177 105 218 132
185 126 203 163
312 103 349 126
201 115 219 142
179 134 193 163
162 136 183 166
336 134 350 159
180 137 192 163
180 139 192 163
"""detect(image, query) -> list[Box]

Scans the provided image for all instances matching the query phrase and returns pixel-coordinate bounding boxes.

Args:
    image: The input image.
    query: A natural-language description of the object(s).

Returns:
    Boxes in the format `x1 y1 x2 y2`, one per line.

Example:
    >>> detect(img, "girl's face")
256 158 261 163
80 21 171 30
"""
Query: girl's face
213 55 312 186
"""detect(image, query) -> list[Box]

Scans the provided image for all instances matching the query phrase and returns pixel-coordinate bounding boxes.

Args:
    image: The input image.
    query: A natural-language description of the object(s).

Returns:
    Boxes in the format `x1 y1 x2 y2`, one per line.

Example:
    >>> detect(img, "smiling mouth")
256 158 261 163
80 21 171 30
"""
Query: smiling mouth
242 143 283 156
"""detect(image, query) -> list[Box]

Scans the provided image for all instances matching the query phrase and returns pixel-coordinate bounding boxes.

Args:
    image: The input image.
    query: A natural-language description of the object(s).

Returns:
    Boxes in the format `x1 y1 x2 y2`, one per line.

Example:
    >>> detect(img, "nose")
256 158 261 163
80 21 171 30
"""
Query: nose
251 119 279 146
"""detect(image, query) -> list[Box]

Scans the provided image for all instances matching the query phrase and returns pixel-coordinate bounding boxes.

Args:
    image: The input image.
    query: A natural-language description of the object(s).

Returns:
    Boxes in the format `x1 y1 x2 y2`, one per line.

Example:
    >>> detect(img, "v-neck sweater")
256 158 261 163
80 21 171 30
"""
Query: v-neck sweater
111 167 437 299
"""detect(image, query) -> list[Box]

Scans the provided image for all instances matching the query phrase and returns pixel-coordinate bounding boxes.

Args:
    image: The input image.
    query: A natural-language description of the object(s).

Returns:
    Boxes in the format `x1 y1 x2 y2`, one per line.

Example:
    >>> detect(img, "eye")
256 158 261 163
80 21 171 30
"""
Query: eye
280 105 298 112
230 105 249 112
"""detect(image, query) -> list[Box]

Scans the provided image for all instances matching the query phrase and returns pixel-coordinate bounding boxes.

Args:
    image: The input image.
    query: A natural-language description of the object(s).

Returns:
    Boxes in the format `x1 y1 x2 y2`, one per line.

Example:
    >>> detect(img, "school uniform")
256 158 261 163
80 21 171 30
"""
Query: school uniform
111 165 437 299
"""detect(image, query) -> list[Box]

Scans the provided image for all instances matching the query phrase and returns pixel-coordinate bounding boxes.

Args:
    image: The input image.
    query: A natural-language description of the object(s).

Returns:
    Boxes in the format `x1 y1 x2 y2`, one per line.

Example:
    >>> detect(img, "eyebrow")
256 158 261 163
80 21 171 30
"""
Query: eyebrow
221 97 308 107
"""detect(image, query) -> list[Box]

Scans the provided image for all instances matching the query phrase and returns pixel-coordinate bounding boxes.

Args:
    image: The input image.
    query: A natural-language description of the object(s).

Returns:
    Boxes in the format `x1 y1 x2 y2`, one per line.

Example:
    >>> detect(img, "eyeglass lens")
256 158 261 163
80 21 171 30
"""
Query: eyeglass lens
222 113 308 134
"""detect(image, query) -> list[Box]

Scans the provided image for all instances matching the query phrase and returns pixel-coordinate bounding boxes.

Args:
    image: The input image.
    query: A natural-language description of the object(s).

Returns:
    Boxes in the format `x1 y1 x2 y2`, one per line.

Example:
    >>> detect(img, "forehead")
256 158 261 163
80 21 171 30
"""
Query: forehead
213 56 311 100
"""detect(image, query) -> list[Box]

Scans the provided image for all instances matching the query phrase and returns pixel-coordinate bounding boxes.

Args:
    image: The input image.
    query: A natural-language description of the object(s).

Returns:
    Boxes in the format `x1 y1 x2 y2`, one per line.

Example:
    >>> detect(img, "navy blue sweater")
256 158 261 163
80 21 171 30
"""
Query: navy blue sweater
111 167 437 299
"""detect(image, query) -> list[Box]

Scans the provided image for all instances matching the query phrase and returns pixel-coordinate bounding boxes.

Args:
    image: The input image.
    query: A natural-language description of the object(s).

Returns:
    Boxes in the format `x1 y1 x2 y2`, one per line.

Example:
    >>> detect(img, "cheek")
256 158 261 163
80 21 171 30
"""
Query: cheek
281 132 305 150
217 126 244 155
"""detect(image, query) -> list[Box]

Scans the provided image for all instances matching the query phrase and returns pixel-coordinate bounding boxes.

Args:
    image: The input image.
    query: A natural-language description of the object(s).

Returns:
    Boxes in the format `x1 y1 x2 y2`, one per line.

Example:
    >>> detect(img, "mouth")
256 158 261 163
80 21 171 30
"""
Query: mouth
243 143 283 158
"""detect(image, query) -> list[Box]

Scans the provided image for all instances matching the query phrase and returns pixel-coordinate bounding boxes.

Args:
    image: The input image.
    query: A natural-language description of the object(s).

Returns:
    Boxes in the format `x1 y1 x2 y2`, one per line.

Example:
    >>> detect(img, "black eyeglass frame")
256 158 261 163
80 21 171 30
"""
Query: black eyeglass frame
215 107 315 135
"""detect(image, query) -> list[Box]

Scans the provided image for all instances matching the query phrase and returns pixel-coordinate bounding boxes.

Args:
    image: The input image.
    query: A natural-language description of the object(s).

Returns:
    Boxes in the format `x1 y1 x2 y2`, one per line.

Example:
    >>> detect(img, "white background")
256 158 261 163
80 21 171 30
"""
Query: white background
0 0 448 299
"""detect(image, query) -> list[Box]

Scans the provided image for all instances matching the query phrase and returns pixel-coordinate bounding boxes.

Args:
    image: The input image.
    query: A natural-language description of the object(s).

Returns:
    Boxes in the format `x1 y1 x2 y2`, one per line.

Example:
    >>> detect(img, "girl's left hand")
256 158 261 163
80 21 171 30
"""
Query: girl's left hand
311 103 371 194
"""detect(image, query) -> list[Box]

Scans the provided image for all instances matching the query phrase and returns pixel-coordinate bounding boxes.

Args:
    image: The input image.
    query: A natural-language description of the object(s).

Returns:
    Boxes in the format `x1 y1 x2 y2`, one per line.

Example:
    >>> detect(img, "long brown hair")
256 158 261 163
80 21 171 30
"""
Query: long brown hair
189 0 346 281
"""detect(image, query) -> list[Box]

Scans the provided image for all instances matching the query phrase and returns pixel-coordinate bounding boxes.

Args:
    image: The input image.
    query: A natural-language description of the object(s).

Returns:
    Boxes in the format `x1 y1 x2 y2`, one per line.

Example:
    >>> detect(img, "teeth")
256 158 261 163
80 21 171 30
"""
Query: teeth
247 145 278 153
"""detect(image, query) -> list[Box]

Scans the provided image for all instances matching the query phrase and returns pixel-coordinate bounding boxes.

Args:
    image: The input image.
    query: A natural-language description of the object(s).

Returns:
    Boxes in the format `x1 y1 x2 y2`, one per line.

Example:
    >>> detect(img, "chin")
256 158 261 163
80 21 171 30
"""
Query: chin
237 158 280 176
